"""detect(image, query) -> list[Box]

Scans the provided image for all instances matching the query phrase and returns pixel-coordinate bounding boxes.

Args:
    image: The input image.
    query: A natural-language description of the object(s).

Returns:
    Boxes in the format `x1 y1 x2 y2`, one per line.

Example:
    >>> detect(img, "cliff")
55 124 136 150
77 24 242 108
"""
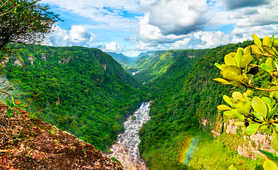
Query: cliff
0 106 122 170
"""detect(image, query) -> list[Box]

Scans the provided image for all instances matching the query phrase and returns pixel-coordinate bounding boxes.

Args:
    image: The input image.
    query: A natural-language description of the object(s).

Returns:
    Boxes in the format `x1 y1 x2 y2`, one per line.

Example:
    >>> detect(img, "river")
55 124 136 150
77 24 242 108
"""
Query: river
108 102 151 170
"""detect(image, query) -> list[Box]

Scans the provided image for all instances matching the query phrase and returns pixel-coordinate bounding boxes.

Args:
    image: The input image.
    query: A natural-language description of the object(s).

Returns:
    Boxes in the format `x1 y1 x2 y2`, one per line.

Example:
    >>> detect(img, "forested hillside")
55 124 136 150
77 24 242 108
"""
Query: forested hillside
139 41 257 169
3 44 144 151
129 50 208 84
108 52 137 66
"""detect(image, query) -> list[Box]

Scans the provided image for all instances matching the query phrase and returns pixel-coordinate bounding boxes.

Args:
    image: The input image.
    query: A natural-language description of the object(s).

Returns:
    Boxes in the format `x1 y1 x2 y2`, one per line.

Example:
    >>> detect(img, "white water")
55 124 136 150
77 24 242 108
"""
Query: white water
108 102 151 170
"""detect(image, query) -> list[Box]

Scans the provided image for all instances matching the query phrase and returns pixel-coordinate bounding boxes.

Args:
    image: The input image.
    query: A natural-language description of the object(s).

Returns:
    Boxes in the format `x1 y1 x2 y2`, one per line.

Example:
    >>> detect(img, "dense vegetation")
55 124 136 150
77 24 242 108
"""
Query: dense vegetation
3 44 143 151
129 50 207 84
138 41 257 169
215 35 278 169
0 0 59 50
107 52 138 67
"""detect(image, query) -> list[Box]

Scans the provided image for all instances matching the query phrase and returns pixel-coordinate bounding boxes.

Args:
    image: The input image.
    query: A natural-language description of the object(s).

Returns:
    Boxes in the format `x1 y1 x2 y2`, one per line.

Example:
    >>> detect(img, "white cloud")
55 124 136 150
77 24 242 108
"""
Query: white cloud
104 41 122 52
44 25 95 47
41 0 278 55
41 0 140 31
139 0 207 35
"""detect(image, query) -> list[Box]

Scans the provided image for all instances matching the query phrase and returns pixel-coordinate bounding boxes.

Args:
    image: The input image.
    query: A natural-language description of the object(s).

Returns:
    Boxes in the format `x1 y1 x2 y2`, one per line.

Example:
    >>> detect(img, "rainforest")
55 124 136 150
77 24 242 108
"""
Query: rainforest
1 0 278 170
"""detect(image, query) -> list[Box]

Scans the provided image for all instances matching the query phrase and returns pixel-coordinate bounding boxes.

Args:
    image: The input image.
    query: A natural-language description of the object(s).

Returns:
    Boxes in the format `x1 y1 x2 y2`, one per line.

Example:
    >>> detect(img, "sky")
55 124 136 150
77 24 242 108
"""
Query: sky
40 0 278 57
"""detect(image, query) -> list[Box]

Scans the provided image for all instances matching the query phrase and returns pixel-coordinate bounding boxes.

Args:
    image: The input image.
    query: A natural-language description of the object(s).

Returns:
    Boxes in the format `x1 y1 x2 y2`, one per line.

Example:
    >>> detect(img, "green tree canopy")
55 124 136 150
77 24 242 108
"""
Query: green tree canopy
0 0 59 50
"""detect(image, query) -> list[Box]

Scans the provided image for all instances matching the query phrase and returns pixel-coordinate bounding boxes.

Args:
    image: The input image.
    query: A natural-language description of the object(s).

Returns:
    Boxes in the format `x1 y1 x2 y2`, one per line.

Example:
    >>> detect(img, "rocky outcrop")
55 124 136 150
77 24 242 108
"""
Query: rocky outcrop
0 106 122 170
212 119 277 159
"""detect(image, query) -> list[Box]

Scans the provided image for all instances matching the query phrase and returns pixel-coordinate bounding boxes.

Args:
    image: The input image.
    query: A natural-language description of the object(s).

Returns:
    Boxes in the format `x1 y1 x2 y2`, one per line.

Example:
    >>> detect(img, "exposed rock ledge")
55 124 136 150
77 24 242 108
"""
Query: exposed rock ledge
0 107 123 170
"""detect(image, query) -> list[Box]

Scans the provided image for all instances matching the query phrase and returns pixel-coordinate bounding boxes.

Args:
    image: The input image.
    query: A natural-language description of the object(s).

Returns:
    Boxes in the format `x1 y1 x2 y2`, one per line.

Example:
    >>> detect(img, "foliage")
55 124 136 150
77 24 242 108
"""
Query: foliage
3 44 143 151
3 96 24 118
0 0 59 50
107 52 138 66
215 34 278 169
188 133 262 170
139 41 254 169
128 49 208 84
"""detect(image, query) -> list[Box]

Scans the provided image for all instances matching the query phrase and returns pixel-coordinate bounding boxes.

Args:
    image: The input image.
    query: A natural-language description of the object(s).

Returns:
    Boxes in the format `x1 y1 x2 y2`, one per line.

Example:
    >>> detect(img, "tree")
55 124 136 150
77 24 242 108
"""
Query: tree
0 0 60 50
214 34 278 169
0 0 59 118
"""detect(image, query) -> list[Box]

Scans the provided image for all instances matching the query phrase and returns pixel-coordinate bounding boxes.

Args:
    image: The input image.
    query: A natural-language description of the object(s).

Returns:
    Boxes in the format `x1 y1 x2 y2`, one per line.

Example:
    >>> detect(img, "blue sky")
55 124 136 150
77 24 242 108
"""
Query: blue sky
41 0 278 57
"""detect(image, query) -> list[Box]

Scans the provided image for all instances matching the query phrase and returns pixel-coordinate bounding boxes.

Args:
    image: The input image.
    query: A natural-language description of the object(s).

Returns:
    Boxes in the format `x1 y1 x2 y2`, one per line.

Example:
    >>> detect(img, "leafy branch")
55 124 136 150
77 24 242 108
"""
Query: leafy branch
214 34 278 169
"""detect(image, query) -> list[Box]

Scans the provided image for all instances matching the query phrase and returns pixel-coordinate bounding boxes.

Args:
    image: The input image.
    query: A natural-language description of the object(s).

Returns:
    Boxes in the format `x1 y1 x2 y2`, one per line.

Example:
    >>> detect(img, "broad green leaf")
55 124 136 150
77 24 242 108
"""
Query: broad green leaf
263 158 278 170
261 58 273 73
213 78 231 85
270 87 278 100
221 66 242 82
253 34 262 49
253 112 264 122
271 131 278 152
274 38 278 47
6 99 11 107
228 165 237 170
215 63 223 70
260 125 268 130
223 95 233 106
245 123 260 135
217 104 231 111
262 97 274 114
223 110 234 118
252 97 268 118
240 54 253 68
263 36 272 47
272 47 278 56
235 111 245 121
251 45 263 55
224 52 237 66
235 102 251 115
7 109 11 118
235 48 244 67
264 47 276 56
244 46 251 55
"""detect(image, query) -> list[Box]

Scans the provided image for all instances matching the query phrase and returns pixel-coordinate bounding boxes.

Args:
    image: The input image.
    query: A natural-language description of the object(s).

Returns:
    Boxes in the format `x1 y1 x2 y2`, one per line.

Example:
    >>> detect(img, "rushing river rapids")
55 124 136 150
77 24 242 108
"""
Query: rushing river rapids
108 102 151 170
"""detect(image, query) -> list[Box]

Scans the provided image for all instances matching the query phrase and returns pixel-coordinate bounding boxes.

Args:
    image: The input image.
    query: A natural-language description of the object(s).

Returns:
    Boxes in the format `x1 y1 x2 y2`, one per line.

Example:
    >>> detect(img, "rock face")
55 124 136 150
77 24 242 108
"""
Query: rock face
212 119 277 159
108 102 151 170
0 107 122 170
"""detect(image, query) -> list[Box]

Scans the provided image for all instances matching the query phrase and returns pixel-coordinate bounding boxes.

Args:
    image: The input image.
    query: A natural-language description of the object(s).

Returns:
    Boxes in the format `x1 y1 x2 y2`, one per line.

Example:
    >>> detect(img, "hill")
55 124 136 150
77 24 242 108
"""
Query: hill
129 49 208 84
138 41 260 169
107 52 137 67
3 44 144 151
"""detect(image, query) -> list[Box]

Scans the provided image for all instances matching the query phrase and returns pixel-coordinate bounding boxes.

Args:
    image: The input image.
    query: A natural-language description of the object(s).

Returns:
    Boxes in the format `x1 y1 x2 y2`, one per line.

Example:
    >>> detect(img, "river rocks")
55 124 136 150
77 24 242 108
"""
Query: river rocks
108 102 150 170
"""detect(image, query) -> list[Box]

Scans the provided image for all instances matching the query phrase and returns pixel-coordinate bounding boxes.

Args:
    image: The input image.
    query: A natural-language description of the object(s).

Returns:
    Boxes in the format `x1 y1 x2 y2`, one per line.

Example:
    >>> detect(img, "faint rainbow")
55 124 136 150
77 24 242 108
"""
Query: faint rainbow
179 137 198 165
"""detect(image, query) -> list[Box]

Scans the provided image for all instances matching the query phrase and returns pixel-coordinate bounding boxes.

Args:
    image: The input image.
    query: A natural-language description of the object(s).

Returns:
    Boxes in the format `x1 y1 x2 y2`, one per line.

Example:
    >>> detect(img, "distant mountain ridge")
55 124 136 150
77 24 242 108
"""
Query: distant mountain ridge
107 52 138 66
127 49 208 83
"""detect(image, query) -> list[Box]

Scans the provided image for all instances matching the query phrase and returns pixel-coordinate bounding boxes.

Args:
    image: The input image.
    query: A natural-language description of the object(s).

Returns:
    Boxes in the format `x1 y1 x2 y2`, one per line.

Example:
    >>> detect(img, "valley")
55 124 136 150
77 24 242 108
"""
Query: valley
0 40 273 170
1 1 278 169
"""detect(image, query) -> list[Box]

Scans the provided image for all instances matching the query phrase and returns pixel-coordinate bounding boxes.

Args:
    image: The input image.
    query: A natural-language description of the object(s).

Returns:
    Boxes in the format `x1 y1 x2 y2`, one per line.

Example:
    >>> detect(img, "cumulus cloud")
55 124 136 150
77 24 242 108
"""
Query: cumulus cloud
44 25 95 47
104 41 122 52
42 0 278 55
41 0 139 31
140 0 207 35
223 0 270 10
